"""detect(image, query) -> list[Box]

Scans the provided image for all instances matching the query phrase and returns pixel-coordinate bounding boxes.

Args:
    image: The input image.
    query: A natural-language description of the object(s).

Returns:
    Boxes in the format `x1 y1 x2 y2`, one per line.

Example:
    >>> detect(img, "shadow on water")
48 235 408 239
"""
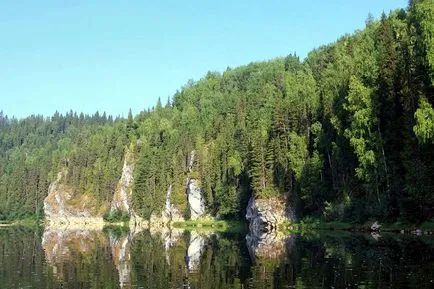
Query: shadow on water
0 225 433 288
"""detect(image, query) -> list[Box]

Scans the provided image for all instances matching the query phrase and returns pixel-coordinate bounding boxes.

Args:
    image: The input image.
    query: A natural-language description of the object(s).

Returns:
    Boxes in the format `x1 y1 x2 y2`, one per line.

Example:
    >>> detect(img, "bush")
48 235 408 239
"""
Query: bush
103 210 130 223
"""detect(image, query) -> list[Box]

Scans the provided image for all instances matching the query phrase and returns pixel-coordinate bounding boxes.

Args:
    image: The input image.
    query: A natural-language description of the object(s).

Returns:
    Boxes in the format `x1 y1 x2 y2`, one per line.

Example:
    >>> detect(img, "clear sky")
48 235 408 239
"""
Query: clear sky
1 1 408 119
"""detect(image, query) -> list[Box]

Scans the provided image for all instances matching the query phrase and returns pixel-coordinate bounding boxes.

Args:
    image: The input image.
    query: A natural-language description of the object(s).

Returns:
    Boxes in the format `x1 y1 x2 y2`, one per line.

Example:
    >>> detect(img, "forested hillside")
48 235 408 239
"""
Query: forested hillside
1 1 433 223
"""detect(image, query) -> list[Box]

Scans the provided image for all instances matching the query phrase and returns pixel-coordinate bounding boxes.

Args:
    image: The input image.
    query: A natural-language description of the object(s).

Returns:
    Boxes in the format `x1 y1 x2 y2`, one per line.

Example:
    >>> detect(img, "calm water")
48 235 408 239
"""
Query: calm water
0 226 433 289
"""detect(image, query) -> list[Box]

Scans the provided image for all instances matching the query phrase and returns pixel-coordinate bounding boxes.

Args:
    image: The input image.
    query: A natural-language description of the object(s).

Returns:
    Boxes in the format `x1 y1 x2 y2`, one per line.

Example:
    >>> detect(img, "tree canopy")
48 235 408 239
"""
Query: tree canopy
0 1 433 223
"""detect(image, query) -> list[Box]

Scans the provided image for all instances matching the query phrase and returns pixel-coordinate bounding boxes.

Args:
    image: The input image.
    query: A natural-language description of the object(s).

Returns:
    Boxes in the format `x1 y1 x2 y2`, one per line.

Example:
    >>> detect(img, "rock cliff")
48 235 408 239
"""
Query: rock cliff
187 179 205 220
110 150 134 214
44 147 209 225
163 184 184 221
44 170 103 225
186 150 206 220
245 196 293 233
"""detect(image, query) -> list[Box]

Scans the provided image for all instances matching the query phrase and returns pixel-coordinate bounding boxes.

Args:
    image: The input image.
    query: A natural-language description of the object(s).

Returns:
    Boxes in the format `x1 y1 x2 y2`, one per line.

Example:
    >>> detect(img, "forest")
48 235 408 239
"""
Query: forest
0 0 433 224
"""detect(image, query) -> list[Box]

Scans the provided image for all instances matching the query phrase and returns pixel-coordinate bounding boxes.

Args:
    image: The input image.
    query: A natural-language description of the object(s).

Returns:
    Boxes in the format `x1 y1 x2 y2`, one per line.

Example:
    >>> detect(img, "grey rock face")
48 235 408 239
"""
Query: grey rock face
370 221 381 231
44 171 96 220
187 179 205 220
164 184 184 221
187 150 195 173
110 150 134 214
186 150 205 219
245 196 293 233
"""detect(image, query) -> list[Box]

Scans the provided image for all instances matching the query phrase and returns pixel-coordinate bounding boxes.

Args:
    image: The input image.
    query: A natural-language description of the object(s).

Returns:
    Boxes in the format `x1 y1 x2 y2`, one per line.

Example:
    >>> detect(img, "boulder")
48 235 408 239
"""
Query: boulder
370 221 381 231
245 196 293 233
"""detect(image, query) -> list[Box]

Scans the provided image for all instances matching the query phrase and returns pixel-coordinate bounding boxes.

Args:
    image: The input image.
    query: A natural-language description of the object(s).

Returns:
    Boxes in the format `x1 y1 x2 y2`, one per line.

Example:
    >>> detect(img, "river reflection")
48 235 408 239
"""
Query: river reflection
0 226 433 288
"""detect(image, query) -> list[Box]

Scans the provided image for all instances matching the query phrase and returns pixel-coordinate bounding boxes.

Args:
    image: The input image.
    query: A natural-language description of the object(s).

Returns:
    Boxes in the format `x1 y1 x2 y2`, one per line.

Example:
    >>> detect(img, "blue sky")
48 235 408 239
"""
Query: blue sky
1 1 408 119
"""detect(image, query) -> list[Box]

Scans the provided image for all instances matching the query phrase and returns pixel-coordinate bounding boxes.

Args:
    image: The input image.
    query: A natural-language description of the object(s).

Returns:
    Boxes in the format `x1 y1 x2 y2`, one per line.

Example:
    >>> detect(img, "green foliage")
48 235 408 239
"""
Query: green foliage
344 76 379 182
172 219 245 232
102 210 130 223
1 4 433 224
414 96 434 143
0 111 126 220
412 0 434 84
288 132 309 181
256 186 279 199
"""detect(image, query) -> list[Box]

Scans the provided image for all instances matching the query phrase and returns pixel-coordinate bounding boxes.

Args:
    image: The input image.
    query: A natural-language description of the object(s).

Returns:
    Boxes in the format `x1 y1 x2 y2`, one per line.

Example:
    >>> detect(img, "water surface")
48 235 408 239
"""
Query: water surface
0 226 433 288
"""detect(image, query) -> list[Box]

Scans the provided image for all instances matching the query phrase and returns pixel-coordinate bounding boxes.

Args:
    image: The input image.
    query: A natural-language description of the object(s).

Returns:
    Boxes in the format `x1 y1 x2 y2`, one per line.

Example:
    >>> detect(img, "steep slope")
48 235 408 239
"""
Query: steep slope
44 170 104 226
2 2 434 223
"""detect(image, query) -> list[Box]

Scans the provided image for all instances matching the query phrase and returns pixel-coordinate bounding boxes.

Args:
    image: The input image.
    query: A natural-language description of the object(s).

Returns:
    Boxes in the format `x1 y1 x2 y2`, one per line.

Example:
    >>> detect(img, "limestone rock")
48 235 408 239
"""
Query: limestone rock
44 171 101 224
110 150 134 214
187 179 205 220
245 196 293 233
187 150 195 172
164 184 184 222
370 221 381 231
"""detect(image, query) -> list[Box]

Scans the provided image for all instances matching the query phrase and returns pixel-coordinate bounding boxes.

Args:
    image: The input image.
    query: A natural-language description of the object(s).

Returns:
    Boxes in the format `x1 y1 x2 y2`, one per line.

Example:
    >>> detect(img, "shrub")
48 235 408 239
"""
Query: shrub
103 210 130 223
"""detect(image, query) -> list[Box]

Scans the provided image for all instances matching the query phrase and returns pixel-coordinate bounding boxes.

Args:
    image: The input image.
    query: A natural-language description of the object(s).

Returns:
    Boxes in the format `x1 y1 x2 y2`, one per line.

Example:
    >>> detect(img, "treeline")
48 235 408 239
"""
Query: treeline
0 111 128 219
1 0 433 223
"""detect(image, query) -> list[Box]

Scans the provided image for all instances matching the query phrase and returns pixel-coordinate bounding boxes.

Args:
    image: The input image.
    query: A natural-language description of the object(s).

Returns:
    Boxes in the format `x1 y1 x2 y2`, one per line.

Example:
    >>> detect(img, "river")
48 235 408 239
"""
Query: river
0 226 433 288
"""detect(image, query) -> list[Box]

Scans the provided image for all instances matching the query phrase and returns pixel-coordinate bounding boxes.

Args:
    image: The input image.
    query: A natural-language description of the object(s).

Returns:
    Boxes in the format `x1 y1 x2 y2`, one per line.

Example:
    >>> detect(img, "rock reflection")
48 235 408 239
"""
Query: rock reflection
4 226 433 289
149 225 185 266
42 227 134 288
42 228 107 276
246 231 294 263
186 231 210 271
41 225 214 288
108 231 133 288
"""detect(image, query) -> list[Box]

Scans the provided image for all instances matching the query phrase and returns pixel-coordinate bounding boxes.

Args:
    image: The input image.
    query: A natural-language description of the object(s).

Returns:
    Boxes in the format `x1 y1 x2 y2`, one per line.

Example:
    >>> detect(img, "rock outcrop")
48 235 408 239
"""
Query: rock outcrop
44 147 208 227
245 196 295 263
110 150 134 214
186 150 206 220
370 221 381 231
187 179 205 220
44 171 103 226
245 196 293 233
163 184 184 222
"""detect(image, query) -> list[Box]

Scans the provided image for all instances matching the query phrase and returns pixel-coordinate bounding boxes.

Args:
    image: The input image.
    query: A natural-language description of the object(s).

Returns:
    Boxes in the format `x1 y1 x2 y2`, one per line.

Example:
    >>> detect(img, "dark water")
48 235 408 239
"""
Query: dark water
0 226 433 289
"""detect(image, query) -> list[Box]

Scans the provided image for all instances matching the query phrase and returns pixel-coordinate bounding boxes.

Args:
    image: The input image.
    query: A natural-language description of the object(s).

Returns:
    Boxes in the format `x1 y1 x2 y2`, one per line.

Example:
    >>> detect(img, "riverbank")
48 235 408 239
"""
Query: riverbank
280 218 434 235
172 220 246 232
0 218 41 227
3 216 434 236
